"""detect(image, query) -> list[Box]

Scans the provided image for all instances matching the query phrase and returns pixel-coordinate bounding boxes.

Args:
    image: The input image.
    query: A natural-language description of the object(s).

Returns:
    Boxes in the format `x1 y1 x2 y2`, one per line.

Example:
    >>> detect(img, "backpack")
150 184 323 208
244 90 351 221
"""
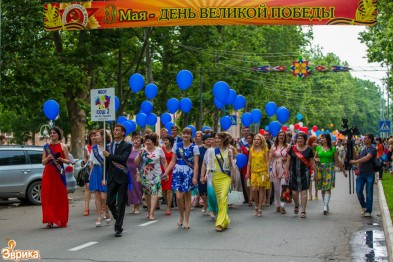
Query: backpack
364 146 380 172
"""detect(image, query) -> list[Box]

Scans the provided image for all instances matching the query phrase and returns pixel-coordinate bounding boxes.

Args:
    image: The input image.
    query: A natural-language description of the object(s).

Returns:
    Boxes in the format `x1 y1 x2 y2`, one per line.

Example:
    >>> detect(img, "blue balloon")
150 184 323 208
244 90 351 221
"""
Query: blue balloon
297 113 303 121
251 109 262 123
202 126 212 132
241 112 253 127
141 100 153 114
220 116 232 131
331 136 337 141
316 130 322 136
213 81 230 103
176 70 193 90
160 112 172 125
233 95 246 110
214 98 224 109
117 116 127 124
236 154 248 168
43 100 60 120
325 129 330 134
129 120 137 133
167 98 179 114
129 73 145 92
136 113 147 127
179 98 192 113
265 102 277 117
123 121 133 136
265 125 269 131
145 83 158 99
146 113 157 126
115 96 120 112
276 106 290 123
225 89 237 105
269 121 281 137
187 125 196 138
165 122 175 135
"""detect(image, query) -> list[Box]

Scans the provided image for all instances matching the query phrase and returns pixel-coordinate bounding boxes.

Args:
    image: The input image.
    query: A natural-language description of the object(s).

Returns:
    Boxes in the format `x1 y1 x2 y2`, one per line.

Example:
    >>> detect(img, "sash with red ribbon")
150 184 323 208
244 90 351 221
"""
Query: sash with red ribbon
44 144 67 187
292 145 313 174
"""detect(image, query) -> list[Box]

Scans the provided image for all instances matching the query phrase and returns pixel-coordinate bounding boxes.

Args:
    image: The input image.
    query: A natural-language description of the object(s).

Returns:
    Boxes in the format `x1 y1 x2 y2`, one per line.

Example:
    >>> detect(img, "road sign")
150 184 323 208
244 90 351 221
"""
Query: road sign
379 120 391 133
90 88 116 121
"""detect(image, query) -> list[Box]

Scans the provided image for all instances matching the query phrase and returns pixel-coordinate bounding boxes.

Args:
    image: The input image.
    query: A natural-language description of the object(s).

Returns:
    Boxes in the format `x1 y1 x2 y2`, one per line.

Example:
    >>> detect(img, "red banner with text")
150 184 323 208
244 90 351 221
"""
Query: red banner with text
44 0 377 31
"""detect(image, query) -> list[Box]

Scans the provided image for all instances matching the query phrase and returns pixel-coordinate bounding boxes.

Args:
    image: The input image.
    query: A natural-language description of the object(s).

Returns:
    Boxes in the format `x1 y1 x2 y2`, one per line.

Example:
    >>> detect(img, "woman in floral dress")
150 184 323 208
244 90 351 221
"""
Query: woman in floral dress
164 127 199 229
314 134 347 215
135 133 168 220
246 134 270 217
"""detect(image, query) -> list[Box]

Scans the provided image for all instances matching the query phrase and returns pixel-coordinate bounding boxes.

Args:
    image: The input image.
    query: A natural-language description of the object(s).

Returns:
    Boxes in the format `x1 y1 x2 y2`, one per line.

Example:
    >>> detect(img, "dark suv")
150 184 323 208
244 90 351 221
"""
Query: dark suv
0 146 77 205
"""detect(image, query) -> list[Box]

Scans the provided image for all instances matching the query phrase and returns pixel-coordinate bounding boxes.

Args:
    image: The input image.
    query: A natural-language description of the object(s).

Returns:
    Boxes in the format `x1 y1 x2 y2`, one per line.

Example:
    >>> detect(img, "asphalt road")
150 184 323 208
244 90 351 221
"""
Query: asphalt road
0 171 388 262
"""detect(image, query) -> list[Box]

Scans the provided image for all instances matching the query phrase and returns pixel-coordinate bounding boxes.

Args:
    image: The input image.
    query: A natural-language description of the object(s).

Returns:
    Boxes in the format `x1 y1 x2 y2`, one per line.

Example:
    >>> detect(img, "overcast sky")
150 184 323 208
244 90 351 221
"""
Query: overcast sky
310 25 387 88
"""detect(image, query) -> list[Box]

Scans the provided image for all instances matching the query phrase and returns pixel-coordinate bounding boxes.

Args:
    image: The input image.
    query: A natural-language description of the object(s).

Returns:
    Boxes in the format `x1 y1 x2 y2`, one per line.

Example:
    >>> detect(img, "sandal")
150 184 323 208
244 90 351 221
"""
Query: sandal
177 222 183 227
83 209 89 216
183 224 190 229
105 213 111 224
45 223 53 229
280 207 286 214
215 226 223 232
256 209 262 217
254 207 259 216
294 206 299 214
95 218 102 227
301 212 306 218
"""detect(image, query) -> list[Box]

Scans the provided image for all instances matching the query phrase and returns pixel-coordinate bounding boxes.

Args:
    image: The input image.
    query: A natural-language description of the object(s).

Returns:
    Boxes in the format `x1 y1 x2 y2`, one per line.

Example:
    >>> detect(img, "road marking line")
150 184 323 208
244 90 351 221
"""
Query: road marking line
69 242 98 251
138 220 157 227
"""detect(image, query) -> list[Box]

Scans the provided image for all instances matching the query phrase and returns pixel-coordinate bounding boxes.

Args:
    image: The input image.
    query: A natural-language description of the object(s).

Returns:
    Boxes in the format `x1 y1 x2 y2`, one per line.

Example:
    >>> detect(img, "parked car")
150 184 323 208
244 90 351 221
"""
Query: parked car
73 159 85 180
0 146 77 205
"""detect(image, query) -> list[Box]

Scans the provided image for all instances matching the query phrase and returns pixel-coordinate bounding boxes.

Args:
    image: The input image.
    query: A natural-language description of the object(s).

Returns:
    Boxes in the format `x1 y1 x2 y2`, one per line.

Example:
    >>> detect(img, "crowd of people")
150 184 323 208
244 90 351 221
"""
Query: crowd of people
40 124 391 236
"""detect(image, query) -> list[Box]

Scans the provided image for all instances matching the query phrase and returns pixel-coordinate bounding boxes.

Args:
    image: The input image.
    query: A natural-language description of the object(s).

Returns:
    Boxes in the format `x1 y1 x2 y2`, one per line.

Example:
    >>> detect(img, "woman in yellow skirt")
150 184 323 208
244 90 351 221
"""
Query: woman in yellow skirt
206 132 234 232
246 134 270 217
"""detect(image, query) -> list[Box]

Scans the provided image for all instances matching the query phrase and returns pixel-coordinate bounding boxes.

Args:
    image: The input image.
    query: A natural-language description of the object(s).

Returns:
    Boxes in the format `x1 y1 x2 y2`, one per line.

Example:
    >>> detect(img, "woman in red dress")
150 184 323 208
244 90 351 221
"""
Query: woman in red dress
41 126 70 228
161 135 174 215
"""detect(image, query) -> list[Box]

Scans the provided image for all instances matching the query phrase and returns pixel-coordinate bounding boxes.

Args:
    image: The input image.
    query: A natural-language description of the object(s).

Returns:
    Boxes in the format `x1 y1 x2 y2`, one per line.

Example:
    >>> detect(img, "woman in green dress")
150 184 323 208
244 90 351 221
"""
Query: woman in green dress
314 134 348 215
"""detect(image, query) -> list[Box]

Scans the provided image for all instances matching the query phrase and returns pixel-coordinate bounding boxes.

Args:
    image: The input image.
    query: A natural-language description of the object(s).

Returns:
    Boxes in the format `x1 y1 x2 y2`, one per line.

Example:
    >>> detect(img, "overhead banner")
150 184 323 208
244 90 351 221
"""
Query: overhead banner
44 0 377 31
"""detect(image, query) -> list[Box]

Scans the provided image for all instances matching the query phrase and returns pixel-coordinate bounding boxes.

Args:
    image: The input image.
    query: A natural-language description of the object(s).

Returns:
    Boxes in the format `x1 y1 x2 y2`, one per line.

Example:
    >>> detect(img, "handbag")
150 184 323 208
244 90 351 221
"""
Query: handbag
280 184 292 203
228 188 244 205
77 164 89 187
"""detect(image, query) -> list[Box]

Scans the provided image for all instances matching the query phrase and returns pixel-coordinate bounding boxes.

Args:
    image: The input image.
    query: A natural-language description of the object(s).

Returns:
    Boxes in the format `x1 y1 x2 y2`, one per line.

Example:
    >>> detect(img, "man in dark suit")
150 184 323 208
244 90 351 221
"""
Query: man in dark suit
103 124 132 237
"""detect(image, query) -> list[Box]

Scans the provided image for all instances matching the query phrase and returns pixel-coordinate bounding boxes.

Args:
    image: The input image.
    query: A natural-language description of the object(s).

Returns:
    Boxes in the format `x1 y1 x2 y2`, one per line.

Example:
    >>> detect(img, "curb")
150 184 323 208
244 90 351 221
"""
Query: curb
378 181 393 262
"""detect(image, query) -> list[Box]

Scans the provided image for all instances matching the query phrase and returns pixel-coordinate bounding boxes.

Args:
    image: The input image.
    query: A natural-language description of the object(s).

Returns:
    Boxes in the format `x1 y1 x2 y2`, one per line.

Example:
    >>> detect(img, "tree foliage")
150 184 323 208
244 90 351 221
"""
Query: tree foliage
0 1 382 155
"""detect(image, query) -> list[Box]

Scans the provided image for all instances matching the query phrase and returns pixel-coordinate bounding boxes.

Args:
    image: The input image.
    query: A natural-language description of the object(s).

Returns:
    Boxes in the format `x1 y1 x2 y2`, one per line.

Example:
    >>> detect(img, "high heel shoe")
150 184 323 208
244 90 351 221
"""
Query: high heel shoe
84 208 89 216
105 213 111 224
45 223 53 229
95 217 102 227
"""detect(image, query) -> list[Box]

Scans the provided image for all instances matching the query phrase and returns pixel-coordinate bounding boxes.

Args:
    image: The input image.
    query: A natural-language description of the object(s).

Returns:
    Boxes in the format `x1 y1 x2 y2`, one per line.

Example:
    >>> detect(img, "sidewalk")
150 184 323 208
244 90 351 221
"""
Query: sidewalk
378 180 393 261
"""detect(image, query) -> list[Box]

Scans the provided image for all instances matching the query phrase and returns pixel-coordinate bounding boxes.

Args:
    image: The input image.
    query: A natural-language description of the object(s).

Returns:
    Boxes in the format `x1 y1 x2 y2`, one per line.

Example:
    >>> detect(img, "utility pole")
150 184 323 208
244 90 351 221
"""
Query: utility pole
199 68 203 129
